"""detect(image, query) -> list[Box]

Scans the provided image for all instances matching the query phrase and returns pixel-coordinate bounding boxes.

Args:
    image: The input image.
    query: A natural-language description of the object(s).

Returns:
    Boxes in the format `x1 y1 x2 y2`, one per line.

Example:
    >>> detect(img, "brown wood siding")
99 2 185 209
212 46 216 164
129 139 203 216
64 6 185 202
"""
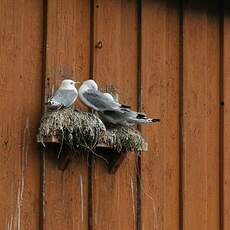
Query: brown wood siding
0 0 43 229
92 1 137 230
43 0 90 229
224 1 230 229
0 0 228 229
183 1 220 229
141 1 180 229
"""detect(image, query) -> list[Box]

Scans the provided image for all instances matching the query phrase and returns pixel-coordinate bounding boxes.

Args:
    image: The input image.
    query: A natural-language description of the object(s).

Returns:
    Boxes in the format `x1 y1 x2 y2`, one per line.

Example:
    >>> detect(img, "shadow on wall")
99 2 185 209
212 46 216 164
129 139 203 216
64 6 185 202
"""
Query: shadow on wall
160 0 230 15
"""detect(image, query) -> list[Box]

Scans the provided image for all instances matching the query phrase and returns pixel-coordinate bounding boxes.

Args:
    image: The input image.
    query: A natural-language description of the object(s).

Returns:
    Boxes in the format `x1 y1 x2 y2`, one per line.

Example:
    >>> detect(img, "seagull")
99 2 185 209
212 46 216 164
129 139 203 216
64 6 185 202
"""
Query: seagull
78 80 130 112
46 79 80 110
78 80 160 126
100 92 160 126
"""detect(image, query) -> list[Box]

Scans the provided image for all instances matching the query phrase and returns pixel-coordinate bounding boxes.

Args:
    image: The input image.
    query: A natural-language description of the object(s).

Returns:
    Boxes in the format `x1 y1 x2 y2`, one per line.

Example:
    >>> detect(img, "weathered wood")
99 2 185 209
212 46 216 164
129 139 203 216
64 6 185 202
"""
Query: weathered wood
183 1 220 229
57 148 72 171
43 0 90 229
223 2 230 228
0 1 227 229
141 1 180 229
37 135 147 173
92 0 138 229
93 147 128 174
108 152 128 174
0 0 43 229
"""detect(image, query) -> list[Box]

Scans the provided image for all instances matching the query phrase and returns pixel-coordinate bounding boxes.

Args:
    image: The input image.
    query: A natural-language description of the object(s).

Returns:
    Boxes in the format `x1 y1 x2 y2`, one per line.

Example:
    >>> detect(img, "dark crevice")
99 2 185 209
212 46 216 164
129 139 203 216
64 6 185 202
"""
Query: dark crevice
39 0 48 229
88 0 95 230
219 0 224 229
89 0 95 81
39 150 46 230
179 0 184 229
87 155 93 230
136 0 142 230
136 155 142 230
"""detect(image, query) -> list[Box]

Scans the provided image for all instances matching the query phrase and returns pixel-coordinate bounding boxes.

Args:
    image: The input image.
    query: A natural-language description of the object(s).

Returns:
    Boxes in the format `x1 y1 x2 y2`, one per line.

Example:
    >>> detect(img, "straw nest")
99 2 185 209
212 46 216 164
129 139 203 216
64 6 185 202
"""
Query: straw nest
37 107 146 154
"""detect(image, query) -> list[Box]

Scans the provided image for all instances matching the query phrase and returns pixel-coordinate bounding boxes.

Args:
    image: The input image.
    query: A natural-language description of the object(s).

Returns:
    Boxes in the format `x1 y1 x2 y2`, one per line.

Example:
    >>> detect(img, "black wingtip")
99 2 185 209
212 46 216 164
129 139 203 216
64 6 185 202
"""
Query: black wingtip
121 104 131 109
152 119 160 122
137 113 147 119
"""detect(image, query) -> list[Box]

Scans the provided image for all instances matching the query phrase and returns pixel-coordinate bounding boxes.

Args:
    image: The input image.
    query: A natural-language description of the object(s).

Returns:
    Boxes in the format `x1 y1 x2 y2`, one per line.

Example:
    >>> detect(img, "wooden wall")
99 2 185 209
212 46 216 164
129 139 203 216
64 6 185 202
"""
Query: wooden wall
0 0 229 229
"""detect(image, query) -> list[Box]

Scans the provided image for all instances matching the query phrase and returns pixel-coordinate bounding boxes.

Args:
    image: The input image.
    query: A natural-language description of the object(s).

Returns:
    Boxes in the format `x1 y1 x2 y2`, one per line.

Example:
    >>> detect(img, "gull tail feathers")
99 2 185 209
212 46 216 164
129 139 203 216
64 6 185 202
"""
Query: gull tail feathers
130 113 160 124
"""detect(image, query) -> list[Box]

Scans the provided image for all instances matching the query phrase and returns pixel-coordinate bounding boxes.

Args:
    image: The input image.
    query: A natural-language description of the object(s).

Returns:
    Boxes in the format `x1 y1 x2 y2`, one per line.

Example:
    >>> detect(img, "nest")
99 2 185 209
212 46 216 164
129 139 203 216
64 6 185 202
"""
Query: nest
100 127 145 153
37 107 147 172
37 108 105 150
37 107 146 153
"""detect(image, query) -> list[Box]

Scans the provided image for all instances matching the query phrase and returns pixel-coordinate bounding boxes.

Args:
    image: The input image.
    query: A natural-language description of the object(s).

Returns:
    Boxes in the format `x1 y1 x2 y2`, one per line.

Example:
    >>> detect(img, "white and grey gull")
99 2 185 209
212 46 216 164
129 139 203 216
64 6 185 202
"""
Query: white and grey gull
46 79 80 110
101 92 160 126
78 80 160 126
78 80 130 112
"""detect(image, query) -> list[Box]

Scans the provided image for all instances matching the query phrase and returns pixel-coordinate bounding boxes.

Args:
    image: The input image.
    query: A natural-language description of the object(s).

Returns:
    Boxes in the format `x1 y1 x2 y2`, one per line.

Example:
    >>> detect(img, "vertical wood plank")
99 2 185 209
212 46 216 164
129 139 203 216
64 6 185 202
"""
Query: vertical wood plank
92 0 137 229
183 1 220 230
223 1 230 228
141 0 180 229
43 0 90 229
0 0 43 229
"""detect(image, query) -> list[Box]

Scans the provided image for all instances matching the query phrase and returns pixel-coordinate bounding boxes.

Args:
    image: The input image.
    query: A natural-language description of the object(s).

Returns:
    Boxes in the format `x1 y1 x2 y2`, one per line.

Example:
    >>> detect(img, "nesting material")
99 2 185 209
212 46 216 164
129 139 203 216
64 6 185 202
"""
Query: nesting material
99 126 146 153
37 108 106 150
37 107 147 172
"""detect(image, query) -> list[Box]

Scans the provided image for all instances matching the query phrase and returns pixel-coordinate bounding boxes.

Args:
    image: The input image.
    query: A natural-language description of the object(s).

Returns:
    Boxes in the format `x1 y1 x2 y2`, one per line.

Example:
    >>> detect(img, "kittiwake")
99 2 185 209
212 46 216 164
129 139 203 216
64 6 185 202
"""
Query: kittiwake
78 80 130 111
46 79 79 110
100 92 160 126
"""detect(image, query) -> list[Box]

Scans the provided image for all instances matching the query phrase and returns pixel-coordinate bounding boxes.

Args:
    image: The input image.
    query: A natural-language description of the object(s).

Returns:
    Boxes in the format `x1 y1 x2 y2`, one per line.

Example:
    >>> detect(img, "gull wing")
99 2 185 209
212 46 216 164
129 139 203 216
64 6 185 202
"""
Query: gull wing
51 89 78 107
82 89 123 111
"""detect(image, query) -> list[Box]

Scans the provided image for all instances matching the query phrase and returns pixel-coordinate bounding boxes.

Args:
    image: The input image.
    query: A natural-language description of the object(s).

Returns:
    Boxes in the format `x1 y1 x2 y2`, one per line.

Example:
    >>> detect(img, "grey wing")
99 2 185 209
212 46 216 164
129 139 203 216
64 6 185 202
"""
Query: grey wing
101 109 152 126
99 110 132 126
51 89 78 107
82 90 121 111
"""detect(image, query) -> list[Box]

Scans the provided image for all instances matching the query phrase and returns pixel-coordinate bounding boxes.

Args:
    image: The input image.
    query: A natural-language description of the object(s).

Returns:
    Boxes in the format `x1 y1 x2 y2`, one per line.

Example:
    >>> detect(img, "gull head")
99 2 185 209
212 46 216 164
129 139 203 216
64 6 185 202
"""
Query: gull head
60 79 79 89
82 80 98 90
103 93 114 101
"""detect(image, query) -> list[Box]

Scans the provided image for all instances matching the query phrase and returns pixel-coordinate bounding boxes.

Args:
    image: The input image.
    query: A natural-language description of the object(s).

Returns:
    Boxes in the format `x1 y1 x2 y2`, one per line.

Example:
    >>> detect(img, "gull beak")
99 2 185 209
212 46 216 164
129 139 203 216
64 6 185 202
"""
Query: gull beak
74 81 81 85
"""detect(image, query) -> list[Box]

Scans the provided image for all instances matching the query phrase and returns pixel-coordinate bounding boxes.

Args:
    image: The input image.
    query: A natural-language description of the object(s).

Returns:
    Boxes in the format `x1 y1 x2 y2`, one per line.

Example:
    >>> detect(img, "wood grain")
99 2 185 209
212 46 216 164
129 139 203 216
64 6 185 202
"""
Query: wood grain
0 0 43 229
141 0 180 229
43 0 90 229
223 2 230 229
0 1 226 229
183 1 220 229
92 0 137 229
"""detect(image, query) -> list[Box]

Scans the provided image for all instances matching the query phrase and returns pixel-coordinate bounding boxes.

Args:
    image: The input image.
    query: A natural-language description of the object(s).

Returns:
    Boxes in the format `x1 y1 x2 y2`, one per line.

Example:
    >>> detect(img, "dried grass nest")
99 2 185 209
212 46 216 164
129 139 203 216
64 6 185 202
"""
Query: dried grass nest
37 107 147 154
